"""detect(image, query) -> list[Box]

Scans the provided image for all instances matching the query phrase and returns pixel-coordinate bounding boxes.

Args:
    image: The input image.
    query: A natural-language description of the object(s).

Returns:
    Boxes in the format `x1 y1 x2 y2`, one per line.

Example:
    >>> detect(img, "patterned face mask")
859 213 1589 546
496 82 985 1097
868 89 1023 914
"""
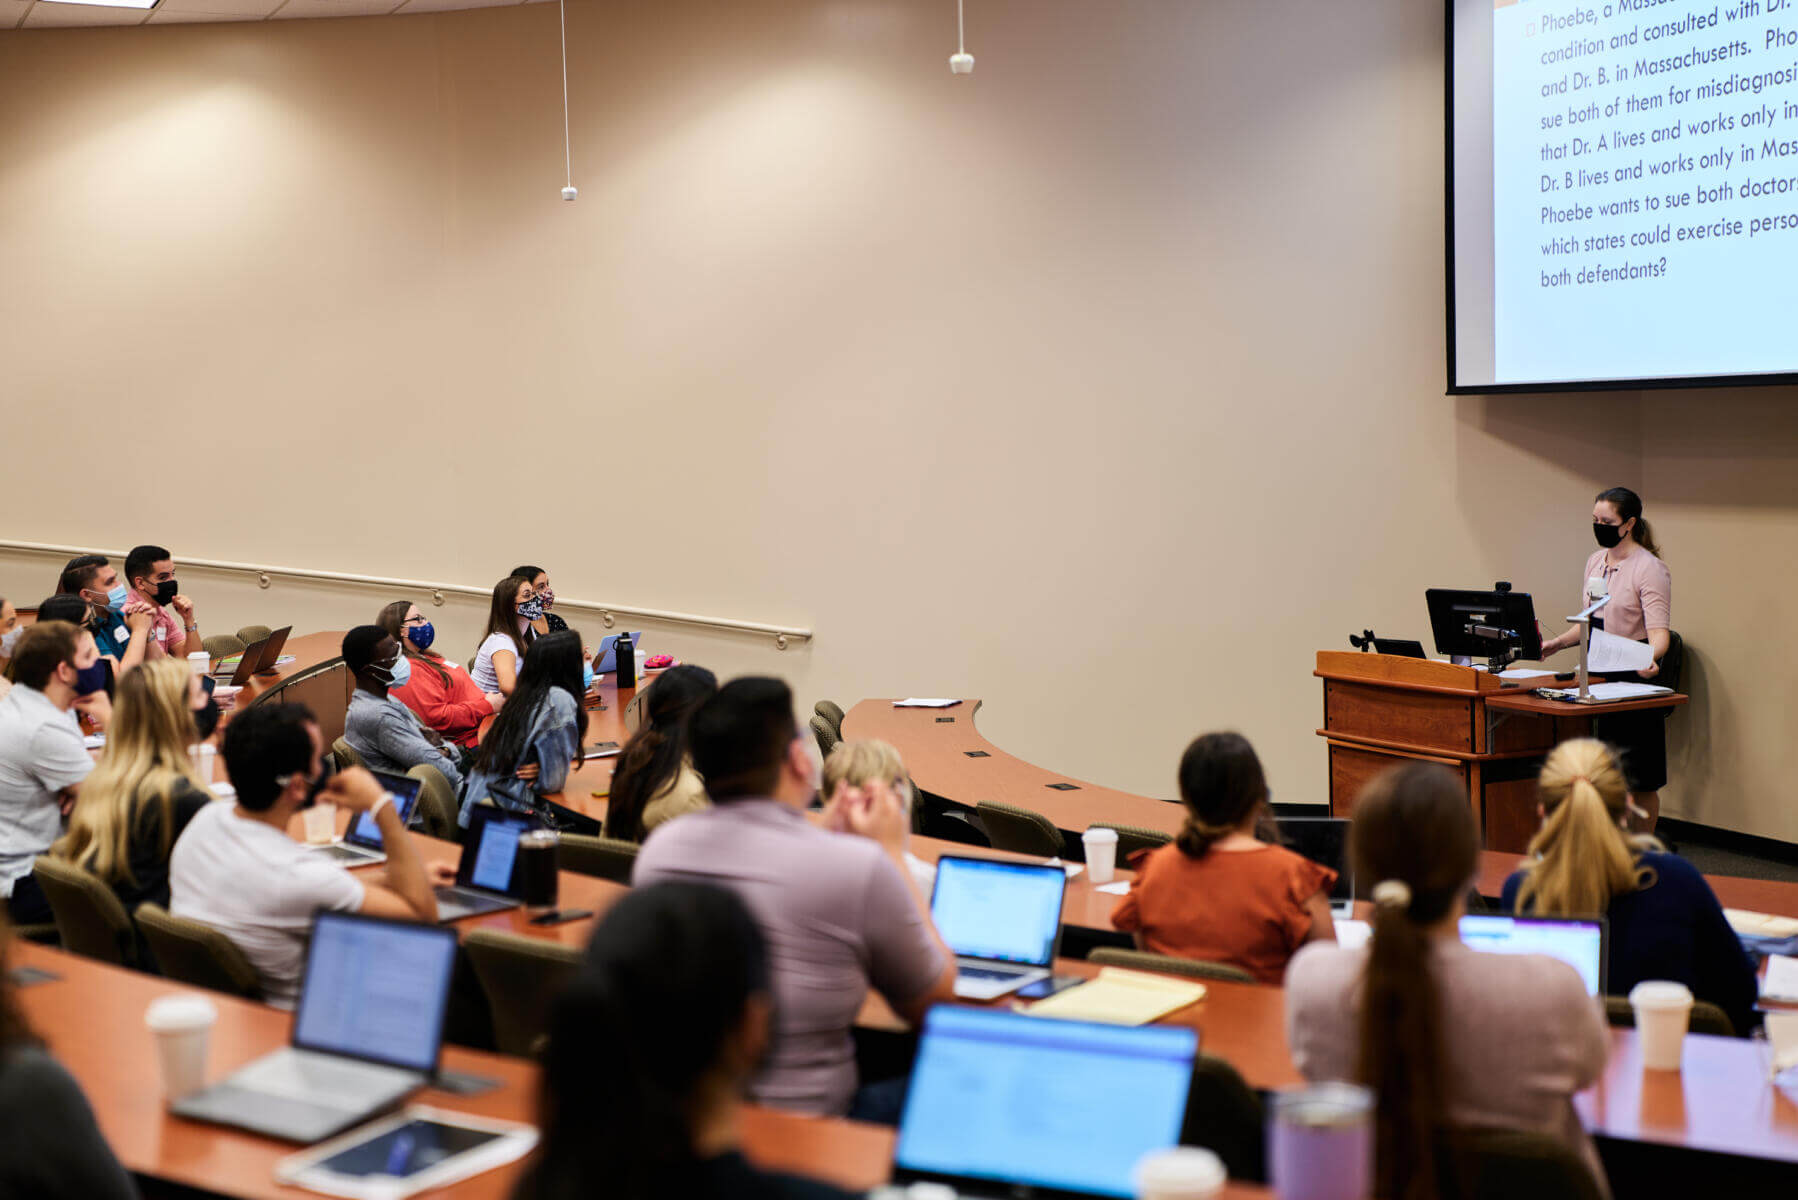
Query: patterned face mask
517 596 546 620
539 588 555 610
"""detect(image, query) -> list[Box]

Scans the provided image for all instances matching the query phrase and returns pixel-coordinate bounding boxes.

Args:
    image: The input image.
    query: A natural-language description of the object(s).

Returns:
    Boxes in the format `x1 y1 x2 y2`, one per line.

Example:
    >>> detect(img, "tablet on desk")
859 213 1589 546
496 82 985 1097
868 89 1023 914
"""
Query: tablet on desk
273 1106 536 1199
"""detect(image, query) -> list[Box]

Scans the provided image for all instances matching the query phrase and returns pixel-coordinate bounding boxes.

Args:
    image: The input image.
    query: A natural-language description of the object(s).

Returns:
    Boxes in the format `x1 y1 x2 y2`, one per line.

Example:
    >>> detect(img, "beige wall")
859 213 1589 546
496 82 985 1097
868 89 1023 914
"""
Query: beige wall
3 0 1792 835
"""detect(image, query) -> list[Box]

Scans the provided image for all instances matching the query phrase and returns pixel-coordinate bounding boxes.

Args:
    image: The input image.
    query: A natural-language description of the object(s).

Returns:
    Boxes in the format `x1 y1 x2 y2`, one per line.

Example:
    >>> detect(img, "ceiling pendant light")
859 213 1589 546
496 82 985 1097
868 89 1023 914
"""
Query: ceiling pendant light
558 0 578 200
949 0 974 74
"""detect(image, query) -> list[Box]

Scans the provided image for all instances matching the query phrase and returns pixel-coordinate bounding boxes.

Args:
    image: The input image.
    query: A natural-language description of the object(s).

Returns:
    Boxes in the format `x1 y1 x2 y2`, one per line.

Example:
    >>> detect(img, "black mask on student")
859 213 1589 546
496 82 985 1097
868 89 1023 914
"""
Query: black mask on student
1593 522 1624 549
301 758 335 809
152 579 179 606
192 699 221 741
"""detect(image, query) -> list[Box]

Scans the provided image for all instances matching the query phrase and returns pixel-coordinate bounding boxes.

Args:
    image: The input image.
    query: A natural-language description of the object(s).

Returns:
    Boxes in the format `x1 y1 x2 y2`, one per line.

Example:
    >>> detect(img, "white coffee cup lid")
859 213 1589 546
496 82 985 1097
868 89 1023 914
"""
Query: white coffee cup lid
1083 826 1119 841
1134 1147 1227 1195
146 992 218 1033
1629 980 1694 1008
188 651 210 660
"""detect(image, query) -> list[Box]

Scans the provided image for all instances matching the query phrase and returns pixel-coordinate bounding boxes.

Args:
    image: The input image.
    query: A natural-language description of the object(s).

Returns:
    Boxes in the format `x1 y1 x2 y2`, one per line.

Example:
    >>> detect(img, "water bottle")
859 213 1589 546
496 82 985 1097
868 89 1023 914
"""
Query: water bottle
616 632 636 689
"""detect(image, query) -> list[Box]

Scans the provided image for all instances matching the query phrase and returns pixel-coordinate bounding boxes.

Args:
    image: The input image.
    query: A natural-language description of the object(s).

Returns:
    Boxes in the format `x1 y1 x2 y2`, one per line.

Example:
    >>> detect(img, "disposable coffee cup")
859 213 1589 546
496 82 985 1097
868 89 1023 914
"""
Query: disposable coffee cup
301 801 338 845
145 992 217 1102
1083 826 1120 885
1134 1146 1227 1200
187 651 211 677
1631 980 1695 1070
1269 1082 1374 1200
188 743 216 784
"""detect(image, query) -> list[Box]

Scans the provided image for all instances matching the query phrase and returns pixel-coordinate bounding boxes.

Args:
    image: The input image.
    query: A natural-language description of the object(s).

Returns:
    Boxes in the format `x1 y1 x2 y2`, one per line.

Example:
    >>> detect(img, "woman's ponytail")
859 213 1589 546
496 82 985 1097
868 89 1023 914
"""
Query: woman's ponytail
1517 739 1655 917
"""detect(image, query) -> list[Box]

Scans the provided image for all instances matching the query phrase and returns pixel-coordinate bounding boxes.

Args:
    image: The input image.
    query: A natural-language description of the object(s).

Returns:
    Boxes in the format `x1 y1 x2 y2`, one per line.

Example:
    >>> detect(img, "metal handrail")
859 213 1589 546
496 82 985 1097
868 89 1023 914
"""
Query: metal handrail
0 538 811 650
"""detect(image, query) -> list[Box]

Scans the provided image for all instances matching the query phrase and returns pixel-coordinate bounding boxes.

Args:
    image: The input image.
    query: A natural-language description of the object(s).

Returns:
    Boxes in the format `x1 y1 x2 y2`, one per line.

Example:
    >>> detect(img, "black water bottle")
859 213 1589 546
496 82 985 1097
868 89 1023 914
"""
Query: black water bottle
616 631 636 689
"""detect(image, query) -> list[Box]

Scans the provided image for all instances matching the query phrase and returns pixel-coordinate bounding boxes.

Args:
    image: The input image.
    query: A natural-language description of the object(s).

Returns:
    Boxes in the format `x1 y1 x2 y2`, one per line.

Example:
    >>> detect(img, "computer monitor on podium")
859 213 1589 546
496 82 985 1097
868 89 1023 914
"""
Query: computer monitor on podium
1425 585 1541 672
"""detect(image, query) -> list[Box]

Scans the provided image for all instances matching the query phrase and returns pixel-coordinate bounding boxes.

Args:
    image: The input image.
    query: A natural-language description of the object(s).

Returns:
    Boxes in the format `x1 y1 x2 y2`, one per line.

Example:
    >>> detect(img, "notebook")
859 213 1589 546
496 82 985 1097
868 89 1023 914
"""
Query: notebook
303 771 422 866
434 807 535 921
929 856 1067 1000
171 912 459 1143
893 1006 1197 1199
1021 967 1207 1026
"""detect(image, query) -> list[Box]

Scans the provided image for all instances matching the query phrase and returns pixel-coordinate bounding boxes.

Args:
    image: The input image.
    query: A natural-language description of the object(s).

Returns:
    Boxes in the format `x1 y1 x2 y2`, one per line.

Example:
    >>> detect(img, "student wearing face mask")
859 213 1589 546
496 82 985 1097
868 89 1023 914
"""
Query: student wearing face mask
56 559 153 674
0 598 20 700
461 631 594 832
169 703 445 1008
1538 486 1674 829
340 626 467 794
0 622 109 924
511 565 570 635
374 601 501 750
52 658 218 913
471 575 538 697
122 545 205 662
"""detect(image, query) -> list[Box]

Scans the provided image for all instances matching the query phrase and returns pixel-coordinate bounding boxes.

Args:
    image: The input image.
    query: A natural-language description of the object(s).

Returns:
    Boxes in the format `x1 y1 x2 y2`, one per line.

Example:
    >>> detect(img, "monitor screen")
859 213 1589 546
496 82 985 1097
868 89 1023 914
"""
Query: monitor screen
346 773 421 848
1458 915 1606 995
465 812 531 894
895 1007 1195 1199
293 913 459 1071
1280 818 1352 903
929 857 1065 967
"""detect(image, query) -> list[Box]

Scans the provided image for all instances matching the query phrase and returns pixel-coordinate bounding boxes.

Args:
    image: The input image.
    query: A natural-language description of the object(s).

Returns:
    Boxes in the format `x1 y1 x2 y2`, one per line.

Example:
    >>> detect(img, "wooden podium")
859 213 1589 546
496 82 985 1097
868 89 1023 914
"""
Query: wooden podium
1314 651 1686 854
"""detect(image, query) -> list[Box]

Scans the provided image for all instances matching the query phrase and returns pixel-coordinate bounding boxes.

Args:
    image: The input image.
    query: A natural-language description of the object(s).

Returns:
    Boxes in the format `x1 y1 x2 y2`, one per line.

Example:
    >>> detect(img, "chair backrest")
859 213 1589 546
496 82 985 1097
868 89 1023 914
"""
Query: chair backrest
1183 1053 1266 1182
330 736 367 772
31 856 137 966
1603 993 1735 1037
1089 946 1256 984
813 700 845 738
408 762 461 842
462 930 583 1056
558 833 639 884
234 624 273 648
1090 821 1172 861
808 712 840 760
974 800 1065 857
200 633 245 661
1435 1127 1606 1200
134 903 262 999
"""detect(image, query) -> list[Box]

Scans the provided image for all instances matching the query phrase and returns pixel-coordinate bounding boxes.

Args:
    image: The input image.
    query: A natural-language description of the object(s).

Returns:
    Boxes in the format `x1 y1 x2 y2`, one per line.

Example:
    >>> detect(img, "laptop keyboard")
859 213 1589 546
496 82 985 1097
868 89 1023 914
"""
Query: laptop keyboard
234 1051 409 1101
317 844 375 863
960 966 1028 982
200 1083 353 1130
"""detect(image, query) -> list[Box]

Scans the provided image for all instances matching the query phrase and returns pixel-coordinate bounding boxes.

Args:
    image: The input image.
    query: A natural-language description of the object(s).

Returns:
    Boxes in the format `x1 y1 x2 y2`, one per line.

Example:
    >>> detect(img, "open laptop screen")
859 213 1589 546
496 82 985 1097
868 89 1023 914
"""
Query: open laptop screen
929 857 1065 967
895 1007 1196 1199
1279 817 1352 905
292 912 459 1072
1458 914 1608 995
344 773 422 849
459 808 534 894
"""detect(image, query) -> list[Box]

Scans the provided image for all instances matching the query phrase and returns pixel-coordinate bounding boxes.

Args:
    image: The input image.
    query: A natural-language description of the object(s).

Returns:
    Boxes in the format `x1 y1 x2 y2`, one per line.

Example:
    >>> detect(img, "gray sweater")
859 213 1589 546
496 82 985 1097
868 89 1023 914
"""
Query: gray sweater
0 1045 139 1200
344 689 465 795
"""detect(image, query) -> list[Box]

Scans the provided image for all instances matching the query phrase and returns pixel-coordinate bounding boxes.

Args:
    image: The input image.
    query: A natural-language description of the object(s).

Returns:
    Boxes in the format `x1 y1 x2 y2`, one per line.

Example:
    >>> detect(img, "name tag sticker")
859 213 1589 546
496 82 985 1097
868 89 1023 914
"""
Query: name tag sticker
113 626 128 643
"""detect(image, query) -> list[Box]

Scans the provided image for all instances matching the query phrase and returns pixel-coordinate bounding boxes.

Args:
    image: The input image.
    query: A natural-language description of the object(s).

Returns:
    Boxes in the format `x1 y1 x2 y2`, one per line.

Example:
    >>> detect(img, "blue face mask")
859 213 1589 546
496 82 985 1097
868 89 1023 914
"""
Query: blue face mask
105 585 129 613
405 622 435 651
582 662 595 692
378 655 412 689
73 659 108 696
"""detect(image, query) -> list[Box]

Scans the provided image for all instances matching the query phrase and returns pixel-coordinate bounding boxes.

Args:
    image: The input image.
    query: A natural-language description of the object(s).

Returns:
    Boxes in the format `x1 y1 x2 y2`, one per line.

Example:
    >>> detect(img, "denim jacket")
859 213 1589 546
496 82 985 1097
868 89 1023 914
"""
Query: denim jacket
459 688 580 828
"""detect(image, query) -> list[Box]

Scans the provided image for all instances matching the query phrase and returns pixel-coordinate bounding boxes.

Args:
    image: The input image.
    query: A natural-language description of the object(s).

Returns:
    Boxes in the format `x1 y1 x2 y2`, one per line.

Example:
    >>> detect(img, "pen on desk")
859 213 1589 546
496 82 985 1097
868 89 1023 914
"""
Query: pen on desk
384 1128 416 1177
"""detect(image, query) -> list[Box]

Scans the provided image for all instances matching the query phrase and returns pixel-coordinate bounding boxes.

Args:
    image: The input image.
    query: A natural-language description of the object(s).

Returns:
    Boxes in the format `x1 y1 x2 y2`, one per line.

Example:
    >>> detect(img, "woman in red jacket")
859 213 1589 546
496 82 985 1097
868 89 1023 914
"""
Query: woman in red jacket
375 600 503 749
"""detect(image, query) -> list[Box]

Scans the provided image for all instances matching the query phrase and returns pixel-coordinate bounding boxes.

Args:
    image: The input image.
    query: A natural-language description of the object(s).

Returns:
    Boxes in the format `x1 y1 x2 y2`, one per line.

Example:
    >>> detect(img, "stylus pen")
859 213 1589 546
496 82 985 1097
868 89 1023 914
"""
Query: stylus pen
384 1129 416 1177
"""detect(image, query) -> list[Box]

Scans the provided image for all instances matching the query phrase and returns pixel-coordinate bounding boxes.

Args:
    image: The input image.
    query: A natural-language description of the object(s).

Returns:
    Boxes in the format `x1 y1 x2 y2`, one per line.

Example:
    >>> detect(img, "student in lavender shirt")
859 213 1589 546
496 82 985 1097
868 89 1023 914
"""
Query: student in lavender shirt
1286 763 1611 1197
632 677 957 1122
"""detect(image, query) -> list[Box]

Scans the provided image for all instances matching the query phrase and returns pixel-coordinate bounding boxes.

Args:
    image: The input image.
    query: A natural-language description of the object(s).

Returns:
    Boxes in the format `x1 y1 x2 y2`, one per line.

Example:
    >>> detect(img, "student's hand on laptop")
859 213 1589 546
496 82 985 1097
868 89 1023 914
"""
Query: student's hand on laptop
427 861 459 886
324 767 388 812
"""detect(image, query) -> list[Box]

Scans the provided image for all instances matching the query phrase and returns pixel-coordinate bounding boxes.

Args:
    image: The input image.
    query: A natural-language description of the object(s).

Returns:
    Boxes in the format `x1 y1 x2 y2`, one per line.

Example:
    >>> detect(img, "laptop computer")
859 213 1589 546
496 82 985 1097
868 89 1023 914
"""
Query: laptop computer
1279 816 1355 918
254 625 293 675
591 632 641 674
1458 913 1609 995
434 806 535 921
217 633 271 686
303 771 422 866
171 911 459 1143
893 1006 1198 1199
929 856 1067 1001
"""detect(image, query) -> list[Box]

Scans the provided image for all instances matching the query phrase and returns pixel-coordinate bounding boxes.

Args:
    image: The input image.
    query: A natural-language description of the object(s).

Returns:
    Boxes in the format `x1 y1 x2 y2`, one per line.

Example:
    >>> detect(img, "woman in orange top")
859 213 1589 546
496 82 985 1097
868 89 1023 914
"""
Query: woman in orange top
1113 732 1336 984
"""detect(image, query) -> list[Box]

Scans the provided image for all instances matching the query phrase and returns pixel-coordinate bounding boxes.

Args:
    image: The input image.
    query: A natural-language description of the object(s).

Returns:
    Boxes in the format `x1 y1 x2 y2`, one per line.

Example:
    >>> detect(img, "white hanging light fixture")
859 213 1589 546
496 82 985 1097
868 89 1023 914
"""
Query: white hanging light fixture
558 0 579 200
949 0 974 74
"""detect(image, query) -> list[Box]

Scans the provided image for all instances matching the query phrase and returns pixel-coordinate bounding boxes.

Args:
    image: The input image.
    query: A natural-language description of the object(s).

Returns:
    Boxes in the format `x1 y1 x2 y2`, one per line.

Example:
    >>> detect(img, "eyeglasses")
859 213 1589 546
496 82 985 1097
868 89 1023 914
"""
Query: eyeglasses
402 615 428 627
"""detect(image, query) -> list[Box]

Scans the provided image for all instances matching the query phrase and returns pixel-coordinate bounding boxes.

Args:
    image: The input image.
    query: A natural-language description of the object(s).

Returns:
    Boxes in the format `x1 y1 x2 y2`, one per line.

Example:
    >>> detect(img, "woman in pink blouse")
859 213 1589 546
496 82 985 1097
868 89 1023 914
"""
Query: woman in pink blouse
1538 486 1673 829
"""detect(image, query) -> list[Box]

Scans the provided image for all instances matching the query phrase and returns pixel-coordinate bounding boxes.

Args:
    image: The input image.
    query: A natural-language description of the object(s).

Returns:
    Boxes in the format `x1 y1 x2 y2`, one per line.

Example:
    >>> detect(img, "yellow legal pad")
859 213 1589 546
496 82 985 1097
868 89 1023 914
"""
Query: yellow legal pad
1020 967 1206 1026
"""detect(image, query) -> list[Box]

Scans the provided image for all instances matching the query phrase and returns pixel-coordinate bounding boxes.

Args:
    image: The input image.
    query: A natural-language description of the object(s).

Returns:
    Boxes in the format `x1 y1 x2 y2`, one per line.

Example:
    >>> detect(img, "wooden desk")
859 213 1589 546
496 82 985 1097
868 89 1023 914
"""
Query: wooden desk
7 942 929 1198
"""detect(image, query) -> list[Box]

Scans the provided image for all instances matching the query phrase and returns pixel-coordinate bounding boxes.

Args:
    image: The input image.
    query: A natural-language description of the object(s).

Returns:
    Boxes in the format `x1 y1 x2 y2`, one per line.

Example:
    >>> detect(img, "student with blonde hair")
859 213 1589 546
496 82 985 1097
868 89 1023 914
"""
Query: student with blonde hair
1503 738 1756 1033
819 739 934 892
53 658 215 912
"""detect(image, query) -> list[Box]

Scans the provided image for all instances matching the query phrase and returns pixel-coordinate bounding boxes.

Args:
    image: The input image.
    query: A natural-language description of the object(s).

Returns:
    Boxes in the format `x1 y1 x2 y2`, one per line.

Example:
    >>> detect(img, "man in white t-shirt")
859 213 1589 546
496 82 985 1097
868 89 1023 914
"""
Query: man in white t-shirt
170 701 445 1008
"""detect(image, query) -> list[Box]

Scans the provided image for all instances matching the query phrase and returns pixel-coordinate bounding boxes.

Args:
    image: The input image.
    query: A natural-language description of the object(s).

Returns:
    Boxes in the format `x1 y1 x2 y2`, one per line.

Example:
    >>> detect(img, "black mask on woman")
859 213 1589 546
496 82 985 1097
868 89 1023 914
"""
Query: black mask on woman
192 699 222 740
1593 522 1625 549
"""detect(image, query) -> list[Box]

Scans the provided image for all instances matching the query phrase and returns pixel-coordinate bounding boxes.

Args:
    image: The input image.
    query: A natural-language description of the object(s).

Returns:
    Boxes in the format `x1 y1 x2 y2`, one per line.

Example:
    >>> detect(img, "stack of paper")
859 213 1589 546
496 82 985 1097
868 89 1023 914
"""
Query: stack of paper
1726 910 1798 938
1762 955 1798 1005
1588 628 1656 673
1021 967 1206 1026
893 698 961 708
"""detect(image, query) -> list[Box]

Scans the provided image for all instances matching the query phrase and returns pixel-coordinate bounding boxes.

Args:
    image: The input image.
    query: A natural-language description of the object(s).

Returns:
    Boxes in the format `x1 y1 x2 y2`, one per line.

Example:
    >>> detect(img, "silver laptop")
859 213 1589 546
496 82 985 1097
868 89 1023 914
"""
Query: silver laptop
434 806 533 922
893 1006 1198 1199
591 632 642 674
929 856 1066 1000
303 772 421 866
1280 816 1355 918
171 911 459 1143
